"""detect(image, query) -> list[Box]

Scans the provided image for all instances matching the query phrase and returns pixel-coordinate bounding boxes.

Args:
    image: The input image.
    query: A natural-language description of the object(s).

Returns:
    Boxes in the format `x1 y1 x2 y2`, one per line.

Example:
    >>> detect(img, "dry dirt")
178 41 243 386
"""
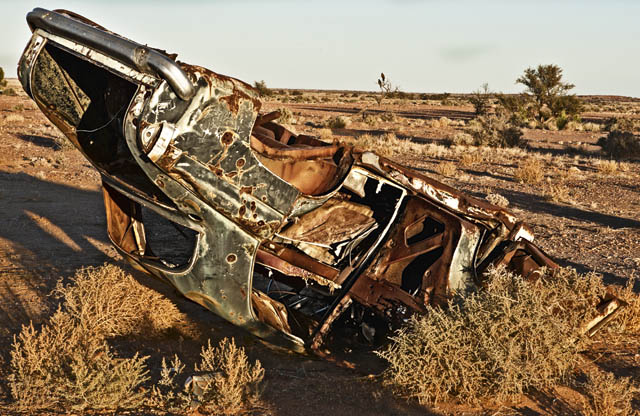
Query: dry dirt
1 79 639 415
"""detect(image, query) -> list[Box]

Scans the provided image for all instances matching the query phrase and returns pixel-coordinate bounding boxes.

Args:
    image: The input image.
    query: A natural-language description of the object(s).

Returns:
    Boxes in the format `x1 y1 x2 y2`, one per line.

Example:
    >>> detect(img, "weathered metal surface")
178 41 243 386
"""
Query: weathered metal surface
19 8 622 355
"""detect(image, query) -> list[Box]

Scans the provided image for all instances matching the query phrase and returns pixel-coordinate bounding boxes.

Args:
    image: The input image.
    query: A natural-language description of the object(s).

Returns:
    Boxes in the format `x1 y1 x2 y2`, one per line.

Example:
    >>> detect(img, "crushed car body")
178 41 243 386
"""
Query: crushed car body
18 8 624 354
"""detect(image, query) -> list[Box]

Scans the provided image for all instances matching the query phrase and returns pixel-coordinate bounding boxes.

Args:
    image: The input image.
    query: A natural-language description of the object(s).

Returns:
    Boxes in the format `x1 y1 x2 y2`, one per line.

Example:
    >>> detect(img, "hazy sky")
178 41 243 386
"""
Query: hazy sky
2 1 638 96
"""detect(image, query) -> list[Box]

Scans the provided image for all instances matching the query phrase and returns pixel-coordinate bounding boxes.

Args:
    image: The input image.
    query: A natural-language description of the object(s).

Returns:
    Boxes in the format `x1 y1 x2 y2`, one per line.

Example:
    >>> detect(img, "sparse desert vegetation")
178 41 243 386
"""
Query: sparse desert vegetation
1 70 639 415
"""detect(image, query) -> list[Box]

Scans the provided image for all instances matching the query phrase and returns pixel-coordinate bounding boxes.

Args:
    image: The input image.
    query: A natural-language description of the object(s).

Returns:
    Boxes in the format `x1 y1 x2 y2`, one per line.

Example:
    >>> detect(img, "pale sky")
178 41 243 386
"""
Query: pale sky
1 1 638 96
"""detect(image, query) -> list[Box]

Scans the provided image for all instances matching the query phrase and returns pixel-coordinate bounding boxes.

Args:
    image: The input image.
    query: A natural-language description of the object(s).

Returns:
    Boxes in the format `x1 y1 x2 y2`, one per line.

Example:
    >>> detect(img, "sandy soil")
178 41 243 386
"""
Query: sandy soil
1 79 639 415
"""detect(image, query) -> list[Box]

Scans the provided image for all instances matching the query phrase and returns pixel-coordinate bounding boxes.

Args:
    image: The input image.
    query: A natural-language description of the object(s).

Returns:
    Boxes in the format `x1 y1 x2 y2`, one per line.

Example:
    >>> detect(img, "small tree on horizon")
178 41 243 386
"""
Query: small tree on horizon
516 64 580 121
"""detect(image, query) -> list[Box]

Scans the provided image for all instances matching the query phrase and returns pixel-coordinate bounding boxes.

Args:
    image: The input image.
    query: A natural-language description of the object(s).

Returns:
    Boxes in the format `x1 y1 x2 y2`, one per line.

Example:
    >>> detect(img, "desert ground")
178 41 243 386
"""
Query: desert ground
1 77 639 415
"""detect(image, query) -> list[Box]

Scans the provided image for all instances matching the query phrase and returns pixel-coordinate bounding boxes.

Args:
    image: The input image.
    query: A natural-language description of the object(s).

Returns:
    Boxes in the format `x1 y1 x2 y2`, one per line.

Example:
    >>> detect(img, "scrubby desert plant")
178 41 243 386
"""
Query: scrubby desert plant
597 130 640 159
603 116 636 133
8 264 184 412
378 266 610 405
325 115 350 129
0 66 7 93
516 64 581 121
9 310 149 411
445 131 474 147
194 338 265 415
55 264 184 338
253 80 273 97
469 83 493 116
376 72 400 105
579 370 636 416
514 157 544 184
467 115 523 147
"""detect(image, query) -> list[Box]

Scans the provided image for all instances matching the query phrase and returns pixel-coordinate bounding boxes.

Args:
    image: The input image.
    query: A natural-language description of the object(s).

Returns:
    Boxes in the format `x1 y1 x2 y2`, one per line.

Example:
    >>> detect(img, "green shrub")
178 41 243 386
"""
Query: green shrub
597 130 640 159
378 267 609 405
276 107 293 124
516 64 581 121
603 116 636 133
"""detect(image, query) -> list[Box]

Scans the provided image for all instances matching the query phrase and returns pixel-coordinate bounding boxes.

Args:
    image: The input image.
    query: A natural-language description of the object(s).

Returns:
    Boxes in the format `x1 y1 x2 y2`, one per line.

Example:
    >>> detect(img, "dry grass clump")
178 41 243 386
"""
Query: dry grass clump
459 151 483 166
579 370 636 416
595 160 619 175
8 264 184 412
378 266 610 405
9 310 149 411
194 338 266 415
55 264 184 337
350 133 413 159
435 161 457 177
514 157 544 184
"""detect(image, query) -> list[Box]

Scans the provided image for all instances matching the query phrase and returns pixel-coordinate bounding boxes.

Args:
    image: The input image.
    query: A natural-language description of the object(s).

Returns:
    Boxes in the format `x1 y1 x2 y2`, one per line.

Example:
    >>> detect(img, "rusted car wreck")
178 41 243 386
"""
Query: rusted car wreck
18 8 622 354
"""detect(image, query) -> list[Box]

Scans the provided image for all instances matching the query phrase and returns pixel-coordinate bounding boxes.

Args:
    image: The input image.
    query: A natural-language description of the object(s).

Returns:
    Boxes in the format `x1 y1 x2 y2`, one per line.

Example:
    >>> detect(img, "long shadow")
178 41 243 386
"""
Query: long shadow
506 188 640 229
0 171 113 337
14 133 60 150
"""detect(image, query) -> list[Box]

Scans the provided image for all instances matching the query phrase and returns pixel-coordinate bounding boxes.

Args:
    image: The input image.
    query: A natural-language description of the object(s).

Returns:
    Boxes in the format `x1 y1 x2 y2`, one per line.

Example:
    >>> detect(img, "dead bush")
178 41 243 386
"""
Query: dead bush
195 338 265 415
9 310 149 411
55 264 183 338
467 115 523 148
148 355 189 411
597 130 640 159
603 276 640 338
579 369 636 416
514 157 544 184
378 266 610 405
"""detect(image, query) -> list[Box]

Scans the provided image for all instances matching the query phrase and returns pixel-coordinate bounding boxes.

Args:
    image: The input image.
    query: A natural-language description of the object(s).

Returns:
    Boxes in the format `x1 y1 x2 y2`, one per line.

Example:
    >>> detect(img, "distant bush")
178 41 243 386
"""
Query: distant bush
603 116 637 133
516 64 581 121
291 89 303 96
466 114 523 147
378 266 609 405
597 130 640 159
0 66 7 91
469 83 493 116
495 93 535 127
253 80 273 97
325 115 350 129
